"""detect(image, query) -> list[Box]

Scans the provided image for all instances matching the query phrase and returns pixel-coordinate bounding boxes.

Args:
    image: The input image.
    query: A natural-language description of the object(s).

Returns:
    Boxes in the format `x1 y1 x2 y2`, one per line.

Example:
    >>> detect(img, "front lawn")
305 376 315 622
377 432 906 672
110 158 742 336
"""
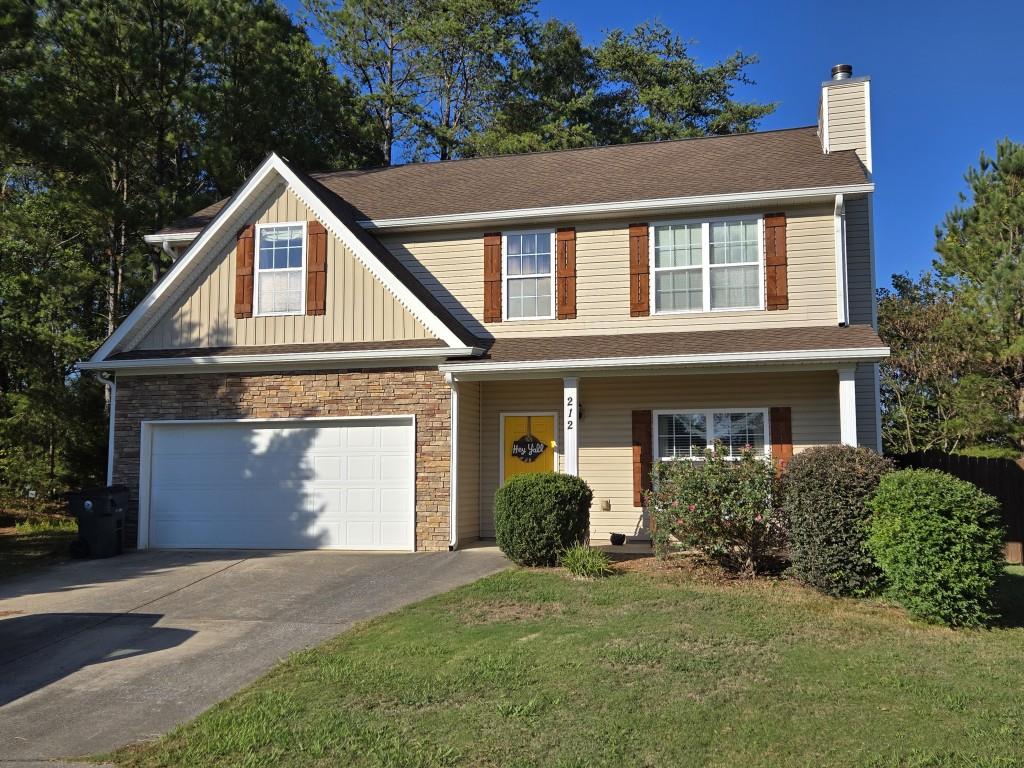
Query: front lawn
113 562 1024 768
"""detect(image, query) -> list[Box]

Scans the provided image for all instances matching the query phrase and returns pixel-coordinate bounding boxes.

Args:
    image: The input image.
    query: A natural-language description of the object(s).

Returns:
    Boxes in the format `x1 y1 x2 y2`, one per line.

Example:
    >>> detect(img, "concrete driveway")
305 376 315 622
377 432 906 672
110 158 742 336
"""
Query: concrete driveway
0 547 507 762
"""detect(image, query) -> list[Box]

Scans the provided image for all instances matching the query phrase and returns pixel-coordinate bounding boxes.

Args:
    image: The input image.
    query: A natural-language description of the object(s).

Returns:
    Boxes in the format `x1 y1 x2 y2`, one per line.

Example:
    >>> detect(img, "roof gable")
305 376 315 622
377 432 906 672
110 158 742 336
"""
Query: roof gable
89 154 480 364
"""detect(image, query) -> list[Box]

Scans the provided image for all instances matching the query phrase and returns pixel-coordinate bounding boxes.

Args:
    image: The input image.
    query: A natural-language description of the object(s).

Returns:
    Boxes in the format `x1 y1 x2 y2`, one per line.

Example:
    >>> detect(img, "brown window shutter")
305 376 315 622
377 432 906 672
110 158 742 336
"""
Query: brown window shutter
765 213 788 311
632 410 653 507
306 220 327 316
556 227 576 319
629 224 649 316
234 224 255 319
770 406 794 470
483 232 502 323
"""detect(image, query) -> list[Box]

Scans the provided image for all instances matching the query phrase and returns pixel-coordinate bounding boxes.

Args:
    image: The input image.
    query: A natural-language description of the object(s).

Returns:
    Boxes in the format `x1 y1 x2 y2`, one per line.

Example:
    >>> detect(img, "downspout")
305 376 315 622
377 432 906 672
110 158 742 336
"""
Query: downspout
95 372 116 486
446 372 459 551
834 194 849 326
161 239 177 263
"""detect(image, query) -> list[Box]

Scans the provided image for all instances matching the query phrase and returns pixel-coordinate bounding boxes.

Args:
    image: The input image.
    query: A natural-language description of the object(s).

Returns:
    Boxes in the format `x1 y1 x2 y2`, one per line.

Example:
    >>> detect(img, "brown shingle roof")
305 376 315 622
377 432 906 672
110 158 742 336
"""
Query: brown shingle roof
444 325 886 366
156 127 867 235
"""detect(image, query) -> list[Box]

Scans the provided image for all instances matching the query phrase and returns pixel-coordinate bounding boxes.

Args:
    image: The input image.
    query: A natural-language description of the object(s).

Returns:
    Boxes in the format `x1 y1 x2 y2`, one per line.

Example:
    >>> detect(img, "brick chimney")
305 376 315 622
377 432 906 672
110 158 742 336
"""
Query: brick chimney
818 64 872 174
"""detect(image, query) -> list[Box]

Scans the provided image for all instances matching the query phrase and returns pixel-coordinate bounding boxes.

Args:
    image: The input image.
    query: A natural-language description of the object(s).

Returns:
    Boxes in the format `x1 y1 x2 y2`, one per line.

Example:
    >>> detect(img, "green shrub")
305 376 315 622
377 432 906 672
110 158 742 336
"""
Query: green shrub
866 469 1005 627
494 473 593 566
783 446 893 596
559 543 613 579
647 447 784 575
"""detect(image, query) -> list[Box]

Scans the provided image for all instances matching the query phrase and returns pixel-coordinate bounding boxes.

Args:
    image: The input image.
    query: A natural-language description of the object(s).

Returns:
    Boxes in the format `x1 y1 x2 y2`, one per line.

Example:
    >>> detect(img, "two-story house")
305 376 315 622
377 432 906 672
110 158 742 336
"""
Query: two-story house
81 64 888 553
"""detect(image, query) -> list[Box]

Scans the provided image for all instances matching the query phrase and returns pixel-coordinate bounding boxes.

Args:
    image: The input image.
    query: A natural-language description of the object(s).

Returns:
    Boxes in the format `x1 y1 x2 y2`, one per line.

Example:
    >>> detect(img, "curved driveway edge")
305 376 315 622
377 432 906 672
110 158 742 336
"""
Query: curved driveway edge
0 547 507 762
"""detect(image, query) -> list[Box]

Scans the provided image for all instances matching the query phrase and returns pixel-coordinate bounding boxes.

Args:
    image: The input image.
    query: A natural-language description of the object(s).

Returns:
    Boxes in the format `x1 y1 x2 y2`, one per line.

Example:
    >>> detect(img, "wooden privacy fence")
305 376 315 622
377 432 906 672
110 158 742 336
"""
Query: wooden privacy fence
892 452 1024 564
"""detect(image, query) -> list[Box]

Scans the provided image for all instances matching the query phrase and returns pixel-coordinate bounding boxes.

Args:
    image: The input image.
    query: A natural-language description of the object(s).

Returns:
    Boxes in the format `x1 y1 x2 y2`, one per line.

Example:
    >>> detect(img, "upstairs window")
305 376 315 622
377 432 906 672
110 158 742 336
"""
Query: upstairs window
504 231 554 320
255 223 305 316
651 216 763 314
655 409 768 461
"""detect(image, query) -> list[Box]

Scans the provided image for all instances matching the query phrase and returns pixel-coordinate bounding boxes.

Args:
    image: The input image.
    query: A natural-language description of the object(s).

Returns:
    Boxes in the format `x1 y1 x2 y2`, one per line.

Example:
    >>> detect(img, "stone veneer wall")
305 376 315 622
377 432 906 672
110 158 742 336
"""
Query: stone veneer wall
112 368 451 551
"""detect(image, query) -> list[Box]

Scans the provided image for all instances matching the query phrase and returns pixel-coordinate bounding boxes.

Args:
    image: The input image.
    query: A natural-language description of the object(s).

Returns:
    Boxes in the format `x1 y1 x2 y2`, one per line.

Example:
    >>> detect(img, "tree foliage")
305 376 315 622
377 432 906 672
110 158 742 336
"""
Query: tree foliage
879 140 1024 458
305 4 775 162
0 0 377 497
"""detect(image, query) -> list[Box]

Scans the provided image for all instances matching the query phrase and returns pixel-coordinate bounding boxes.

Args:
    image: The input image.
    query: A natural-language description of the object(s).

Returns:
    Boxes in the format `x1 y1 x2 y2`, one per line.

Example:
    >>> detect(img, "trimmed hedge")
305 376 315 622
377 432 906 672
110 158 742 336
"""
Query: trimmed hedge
494 473 593 566
867 469 1005 627
783 446 893 596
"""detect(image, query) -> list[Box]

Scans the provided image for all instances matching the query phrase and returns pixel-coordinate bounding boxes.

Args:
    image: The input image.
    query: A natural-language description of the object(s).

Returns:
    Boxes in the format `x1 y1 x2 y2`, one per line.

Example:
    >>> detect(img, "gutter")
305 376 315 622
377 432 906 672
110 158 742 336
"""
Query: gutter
439 346 891 376
79 345 483 373
356 183 876 232
141 183 876 243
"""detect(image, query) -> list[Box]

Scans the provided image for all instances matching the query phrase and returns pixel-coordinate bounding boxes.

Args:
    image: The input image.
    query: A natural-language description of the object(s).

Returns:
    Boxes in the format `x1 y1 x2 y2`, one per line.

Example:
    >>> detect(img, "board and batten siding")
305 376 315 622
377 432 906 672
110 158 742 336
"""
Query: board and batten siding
381 204 841 339
456 380 482 543
134 185 434 351
845 196 875 325
471 370 843 541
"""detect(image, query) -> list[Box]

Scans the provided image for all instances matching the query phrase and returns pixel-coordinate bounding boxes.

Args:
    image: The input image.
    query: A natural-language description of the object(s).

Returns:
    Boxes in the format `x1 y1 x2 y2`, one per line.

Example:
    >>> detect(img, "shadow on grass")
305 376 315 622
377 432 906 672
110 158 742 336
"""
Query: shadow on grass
992 567 1024 628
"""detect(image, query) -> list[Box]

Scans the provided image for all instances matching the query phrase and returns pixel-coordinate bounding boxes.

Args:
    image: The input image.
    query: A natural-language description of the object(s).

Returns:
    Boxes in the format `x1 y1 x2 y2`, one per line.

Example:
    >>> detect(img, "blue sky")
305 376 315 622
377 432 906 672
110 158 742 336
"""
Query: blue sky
289 0 1023 288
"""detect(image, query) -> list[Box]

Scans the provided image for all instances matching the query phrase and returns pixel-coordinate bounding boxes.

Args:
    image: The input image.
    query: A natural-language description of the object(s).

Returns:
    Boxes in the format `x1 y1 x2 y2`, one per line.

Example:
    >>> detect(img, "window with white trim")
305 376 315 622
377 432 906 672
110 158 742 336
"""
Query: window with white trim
504 231 554 320
655 409 768 461
256 223 305 315
651 217 763 313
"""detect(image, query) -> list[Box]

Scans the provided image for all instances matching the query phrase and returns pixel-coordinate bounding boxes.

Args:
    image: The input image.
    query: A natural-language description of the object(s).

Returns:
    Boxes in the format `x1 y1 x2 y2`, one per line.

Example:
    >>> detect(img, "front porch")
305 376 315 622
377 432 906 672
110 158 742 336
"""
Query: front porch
448 364 880 547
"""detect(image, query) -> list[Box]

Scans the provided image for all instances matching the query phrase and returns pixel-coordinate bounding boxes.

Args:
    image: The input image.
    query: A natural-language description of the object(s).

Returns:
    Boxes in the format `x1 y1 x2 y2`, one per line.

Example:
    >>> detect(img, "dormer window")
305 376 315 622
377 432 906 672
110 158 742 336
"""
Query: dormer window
503 231 555 320
255 223 306 316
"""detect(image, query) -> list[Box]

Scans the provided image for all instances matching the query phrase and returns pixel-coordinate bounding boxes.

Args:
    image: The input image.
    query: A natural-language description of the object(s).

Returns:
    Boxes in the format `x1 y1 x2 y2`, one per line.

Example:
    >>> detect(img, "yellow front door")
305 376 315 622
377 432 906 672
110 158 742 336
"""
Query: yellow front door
502 414 556 482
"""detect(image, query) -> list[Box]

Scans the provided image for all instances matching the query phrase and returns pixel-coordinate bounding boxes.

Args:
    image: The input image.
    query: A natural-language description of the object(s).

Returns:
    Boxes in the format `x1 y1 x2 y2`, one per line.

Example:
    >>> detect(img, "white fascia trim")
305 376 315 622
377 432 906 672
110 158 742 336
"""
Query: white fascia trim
79 345 480 372
92 154 283 363
270 160 466 348
143 232 202 246
440 346 891 375
356 184 876 232
94 154 468 364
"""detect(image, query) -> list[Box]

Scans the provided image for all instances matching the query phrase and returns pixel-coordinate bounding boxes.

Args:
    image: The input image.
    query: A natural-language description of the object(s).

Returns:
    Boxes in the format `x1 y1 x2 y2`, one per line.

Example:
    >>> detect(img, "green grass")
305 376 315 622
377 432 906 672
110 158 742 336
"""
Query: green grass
0 504 77 581
112 564 1024 768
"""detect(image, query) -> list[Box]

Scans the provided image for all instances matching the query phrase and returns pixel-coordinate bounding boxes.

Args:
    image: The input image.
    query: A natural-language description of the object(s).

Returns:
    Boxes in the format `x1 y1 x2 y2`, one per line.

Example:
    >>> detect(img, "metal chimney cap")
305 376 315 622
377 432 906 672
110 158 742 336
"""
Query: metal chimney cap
831 64 853 80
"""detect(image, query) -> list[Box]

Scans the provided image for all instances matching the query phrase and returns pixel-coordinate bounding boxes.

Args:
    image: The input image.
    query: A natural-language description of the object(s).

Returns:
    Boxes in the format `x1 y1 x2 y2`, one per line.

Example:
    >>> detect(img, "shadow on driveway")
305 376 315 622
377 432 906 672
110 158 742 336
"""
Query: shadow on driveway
0 612 194 706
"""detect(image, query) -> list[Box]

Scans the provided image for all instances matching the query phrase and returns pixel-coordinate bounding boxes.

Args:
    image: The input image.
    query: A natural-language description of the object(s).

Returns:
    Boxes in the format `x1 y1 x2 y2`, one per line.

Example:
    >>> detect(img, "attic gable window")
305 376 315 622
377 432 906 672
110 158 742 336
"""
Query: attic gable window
255 223 305 316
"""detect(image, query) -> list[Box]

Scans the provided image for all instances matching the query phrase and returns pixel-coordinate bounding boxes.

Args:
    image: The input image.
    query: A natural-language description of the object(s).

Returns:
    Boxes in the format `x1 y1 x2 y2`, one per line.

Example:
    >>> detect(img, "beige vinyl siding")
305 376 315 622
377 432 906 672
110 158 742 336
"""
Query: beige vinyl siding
134 185 434 351
478 379 564 538
845 196 875 325
383 204 838 338
456 380 482 543
474 370 842 541
855 362 882 452
826 81 869 168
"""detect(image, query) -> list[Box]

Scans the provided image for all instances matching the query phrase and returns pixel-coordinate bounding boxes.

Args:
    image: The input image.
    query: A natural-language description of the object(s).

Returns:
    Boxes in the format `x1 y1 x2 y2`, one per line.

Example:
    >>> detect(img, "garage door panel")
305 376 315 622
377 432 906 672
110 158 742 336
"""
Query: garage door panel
146 419 415 550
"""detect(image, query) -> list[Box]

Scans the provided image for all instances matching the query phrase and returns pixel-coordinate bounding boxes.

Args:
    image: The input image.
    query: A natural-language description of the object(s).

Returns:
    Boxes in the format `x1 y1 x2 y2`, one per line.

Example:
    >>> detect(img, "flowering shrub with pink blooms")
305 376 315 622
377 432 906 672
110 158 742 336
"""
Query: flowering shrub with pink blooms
647 445 785 575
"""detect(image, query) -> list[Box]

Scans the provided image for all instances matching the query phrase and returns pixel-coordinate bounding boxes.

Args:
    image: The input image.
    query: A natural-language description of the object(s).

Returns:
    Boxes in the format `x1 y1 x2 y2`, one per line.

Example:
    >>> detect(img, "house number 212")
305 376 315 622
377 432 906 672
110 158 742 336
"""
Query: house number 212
565 395 574 430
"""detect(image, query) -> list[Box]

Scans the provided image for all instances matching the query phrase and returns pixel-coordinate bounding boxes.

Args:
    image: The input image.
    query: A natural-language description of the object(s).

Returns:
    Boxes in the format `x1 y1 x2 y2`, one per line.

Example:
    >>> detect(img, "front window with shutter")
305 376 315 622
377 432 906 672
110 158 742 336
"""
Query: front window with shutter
655 409 768 461
504 231 555 320
651 216 763 314
255 223 305 316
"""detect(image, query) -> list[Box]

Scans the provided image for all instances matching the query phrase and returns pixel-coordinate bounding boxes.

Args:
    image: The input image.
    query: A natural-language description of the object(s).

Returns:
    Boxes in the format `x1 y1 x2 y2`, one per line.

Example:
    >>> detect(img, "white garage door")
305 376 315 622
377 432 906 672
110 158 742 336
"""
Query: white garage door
144 418 415 550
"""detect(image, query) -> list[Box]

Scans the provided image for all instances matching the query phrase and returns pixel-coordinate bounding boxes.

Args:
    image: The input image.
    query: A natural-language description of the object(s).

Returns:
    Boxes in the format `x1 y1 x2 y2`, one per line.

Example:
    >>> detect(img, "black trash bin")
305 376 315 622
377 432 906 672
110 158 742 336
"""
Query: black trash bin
68 485 128 558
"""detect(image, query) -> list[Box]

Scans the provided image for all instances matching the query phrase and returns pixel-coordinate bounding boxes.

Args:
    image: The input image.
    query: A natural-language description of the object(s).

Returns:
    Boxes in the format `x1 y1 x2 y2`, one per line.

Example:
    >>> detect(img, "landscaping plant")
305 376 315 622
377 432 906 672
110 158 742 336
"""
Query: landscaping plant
559 543 613 579
647 446 784 576
783 445 893 596
867 468 1005 627
494 473 593 566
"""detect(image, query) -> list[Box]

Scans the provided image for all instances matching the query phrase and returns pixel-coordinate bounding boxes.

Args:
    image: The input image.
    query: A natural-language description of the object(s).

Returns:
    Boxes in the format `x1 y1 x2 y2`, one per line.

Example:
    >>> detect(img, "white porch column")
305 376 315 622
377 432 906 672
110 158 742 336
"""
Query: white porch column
563 377 579 475
839 367 858 447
